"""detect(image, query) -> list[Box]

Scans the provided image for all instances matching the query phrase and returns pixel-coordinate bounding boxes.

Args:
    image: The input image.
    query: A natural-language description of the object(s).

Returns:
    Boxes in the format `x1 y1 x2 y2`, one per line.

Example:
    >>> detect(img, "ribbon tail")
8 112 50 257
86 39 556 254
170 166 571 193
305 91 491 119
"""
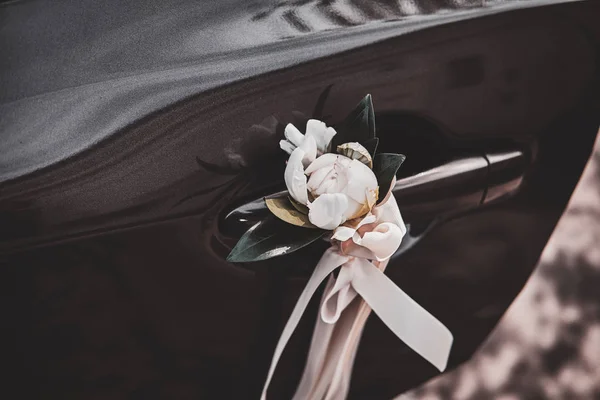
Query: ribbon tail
321 299 369 400
351 259 453 372
294 260 387 400
292 276 338 400
322 259 389 400
260 248 349 400
293 297 362 400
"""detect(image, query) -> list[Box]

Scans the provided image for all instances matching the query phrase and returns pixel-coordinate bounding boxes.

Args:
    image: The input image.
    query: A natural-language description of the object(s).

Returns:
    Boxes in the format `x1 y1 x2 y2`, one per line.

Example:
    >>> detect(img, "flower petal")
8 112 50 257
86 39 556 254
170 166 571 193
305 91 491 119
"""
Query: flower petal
279 140 295 155
306 119 336 153
284 123 305 147
284 147 309 205
299 134 317 167
345 197 366 220
345 159 378 204
306 165 332 193
305 153 338 175
323 127 337 151
308 193 348 230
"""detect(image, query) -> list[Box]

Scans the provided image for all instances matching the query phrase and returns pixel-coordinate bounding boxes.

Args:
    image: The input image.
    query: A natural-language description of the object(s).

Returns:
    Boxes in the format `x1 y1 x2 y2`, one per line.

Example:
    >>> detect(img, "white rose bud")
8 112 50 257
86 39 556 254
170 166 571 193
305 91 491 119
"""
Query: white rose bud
285 150 379 230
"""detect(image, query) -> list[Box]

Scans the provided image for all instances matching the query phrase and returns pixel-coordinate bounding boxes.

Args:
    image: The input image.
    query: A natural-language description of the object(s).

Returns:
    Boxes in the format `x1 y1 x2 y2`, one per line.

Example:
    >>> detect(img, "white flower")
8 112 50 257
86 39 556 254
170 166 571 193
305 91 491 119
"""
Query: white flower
280 119 337 166
284 147 379 230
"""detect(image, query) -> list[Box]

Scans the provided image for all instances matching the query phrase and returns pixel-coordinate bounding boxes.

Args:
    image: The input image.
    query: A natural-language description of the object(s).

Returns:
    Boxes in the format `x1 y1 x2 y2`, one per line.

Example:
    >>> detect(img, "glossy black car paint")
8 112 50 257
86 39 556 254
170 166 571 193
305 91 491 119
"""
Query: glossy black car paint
1 1 599 399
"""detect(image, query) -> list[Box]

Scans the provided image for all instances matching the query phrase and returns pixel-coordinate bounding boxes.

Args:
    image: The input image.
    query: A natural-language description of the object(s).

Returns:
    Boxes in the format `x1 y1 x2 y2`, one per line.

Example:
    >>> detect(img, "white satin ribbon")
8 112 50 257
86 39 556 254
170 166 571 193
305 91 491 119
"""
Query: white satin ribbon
260 193 453 400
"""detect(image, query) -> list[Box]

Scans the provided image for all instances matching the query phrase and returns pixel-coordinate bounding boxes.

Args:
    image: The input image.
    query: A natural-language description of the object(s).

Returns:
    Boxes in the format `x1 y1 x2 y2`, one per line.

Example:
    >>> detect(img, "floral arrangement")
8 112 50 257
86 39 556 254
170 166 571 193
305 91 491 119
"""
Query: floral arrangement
227 94 406 262
224 95 452 400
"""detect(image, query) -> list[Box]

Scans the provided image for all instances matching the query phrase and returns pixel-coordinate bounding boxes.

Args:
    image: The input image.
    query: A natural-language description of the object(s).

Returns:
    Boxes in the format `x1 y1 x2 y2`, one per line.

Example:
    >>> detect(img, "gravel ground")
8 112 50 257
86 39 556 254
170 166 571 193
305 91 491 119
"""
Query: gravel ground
399 130 600 400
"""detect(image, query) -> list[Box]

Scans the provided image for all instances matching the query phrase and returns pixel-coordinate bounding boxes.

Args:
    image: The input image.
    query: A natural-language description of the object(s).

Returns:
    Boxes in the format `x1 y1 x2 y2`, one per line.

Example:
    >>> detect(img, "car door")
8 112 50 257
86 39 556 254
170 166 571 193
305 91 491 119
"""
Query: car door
1 1 599 399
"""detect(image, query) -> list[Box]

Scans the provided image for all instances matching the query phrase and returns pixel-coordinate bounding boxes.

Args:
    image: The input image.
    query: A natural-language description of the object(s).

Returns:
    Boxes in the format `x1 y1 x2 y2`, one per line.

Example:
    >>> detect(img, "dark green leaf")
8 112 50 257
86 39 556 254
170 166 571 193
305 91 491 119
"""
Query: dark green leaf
226 216 327 262
373 153 406 203
312 84 334 120
360 137 379 158
335 94 376 145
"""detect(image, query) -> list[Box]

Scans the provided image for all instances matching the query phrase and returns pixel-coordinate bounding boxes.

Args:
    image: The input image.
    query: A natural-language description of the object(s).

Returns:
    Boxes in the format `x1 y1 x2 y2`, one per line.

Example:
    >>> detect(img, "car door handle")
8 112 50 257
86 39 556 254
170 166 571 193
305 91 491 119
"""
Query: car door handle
394 149 525 221
221 149 526 238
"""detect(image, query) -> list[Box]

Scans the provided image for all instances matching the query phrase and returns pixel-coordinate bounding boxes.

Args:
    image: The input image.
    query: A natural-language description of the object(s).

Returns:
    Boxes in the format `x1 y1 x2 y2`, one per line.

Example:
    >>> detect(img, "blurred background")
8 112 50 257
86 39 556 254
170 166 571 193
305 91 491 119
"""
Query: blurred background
399 131 600 399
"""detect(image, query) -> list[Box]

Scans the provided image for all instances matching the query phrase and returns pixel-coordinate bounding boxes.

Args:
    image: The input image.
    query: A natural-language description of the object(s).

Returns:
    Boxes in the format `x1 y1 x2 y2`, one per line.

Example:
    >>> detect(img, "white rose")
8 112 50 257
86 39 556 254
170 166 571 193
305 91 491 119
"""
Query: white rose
285 148 379 231
280 119 337 166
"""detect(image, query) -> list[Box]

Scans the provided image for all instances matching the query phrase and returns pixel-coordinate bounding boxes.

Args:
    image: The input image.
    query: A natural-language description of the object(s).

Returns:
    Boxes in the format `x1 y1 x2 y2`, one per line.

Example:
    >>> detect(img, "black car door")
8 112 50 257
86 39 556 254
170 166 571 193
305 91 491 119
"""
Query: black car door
1 1 599 399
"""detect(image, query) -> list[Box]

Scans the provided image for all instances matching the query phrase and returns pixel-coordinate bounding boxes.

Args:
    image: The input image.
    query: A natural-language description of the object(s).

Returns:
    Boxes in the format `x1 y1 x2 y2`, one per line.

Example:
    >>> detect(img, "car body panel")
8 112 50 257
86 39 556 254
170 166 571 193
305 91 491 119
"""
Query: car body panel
1 1 599 399
0 0 585 182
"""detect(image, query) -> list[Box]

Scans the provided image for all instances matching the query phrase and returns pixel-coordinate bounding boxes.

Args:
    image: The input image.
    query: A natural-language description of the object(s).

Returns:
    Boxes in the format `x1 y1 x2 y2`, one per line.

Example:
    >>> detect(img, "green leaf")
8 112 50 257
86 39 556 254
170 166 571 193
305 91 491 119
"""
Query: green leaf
336 94 376 145
373 153 406 203
226 216 327 262
360 137 379 158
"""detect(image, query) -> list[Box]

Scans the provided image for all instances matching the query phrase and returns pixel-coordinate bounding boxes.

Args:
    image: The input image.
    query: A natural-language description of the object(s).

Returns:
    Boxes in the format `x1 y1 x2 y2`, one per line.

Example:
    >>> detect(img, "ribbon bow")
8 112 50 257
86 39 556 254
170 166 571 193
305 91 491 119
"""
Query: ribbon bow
261 192 453 400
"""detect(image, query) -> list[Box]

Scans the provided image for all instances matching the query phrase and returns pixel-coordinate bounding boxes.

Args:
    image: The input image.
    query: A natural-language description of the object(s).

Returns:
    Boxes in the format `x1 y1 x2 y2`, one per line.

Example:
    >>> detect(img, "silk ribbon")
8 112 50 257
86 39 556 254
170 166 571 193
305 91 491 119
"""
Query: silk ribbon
260 191 453 400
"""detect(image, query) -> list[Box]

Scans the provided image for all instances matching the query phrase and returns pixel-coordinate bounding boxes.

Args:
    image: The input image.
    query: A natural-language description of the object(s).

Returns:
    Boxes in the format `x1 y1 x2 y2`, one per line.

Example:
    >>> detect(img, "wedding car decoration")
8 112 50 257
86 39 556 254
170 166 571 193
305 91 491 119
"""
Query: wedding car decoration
227 95 453 400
